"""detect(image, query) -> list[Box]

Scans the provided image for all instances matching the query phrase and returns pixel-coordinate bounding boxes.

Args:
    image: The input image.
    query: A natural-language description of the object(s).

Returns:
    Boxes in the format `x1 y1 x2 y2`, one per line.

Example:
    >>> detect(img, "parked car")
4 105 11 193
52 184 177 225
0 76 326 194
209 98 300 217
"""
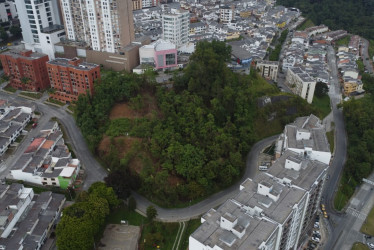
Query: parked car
313 230 320 235
367 243 374 249
312 237 320 242
32 122 38 128
313 234 321 239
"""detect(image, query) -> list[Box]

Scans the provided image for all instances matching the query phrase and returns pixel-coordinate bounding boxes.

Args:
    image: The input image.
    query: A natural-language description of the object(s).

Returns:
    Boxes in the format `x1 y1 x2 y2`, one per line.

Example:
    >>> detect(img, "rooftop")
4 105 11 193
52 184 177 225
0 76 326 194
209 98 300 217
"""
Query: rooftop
47 58 99 71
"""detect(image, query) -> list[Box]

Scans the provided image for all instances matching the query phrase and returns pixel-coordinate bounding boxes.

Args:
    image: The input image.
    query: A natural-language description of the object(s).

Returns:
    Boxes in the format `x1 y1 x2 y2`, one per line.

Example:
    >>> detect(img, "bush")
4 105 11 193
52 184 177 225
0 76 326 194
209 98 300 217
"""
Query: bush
128 196 136 211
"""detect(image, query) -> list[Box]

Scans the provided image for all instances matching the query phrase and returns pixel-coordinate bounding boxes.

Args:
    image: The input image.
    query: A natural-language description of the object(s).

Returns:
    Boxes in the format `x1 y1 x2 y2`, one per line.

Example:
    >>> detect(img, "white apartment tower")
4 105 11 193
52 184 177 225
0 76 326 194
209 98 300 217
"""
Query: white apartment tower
15 0 65 59
60 0 135 53
162 9 189 47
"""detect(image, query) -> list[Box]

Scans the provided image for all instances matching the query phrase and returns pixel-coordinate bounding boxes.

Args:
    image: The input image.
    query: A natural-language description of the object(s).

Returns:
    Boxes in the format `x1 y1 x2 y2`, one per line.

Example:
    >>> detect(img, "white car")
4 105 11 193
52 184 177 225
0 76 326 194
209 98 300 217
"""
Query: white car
368 243 374 249
313 230 320 235
314 224 319 229
312 237 320 242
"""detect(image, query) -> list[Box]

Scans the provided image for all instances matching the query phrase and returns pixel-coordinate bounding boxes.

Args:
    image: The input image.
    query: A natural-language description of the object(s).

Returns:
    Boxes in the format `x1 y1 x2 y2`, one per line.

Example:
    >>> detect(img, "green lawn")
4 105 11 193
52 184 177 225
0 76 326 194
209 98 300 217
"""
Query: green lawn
106 205 146 226
46 98 65 106
352 242 370 250
179 219 201 250
297 19 315 31
357 59 365 74
334 185 350 211
67 105 75 113
312 95 331 119
3 85 17 93
326 130 335 153
361 205 374 236
19 91 42 99
369 40 374 59
335 35 351 47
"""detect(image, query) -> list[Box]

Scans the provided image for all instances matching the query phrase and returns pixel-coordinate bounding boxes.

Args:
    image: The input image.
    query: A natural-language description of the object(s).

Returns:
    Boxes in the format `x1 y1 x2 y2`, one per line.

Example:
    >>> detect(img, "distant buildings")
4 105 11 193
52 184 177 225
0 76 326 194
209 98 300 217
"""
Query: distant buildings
285 67 316 104
0 50 50 91
162 9 189 47
15 0 65 59
0 183 65 249
256 60 279 81
46 58 100 103
219 5 234 23
10 121 81 189
190 115 329 250
60 0 135 53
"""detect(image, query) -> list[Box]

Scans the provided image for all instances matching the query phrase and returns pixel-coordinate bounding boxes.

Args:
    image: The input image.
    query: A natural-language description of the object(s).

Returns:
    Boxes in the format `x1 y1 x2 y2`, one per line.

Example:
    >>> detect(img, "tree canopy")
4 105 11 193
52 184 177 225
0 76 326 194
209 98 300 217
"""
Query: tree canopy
277 0 374 40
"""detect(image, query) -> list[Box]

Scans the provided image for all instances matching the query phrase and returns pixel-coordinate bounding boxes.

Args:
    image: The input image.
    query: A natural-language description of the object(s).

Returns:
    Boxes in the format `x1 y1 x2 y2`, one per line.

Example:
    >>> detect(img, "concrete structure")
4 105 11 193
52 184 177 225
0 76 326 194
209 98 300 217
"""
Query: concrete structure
256 60 279 81
0 50 50 91
285 67 316 104
278 114 331 165
219 5 234 23
15 0 64 59
139 39 177 70
190 115 330 250
10 121 81 189
100 224 141 250
60 0 135 53
54 36 151 72
0 0 17 23
0 184 65 250
162 9 189 47
46 58 100 103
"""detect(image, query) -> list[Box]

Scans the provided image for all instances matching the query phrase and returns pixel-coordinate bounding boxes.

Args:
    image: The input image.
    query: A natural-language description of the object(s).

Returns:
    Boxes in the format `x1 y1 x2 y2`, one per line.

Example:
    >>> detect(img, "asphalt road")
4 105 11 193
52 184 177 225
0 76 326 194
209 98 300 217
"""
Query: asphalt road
361 38 374 74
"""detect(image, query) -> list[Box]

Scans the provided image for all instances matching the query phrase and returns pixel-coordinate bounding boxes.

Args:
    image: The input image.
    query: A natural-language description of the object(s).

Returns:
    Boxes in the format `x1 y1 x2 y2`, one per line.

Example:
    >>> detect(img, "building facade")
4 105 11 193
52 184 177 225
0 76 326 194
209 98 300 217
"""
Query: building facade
15 0 65 59
0 0 17 23
142 0 158 8
162 9 189 47
139 39 177 70
60 0 135 53
219 5 234 23
285 67 316 104
46 57 100 103
132 0 142 10
0 50 50 91
256 60 279 81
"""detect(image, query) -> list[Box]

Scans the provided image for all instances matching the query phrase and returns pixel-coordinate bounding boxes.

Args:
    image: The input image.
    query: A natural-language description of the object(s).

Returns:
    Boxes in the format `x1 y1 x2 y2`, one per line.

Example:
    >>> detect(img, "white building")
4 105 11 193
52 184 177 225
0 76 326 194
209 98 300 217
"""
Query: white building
190 115 330 250
15 0 64 59
219 5 234 23
256 60 279 81
285 67 316 104
0 0 17 23
60 0 135 53
162 9 189 47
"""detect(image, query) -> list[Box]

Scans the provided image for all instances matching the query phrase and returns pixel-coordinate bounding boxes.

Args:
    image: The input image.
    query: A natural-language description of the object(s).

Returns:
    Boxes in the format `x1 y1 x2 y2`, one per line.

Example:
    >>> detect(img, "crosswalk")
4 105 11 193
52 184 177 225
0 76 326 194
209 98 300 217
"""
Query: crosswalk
347 207 367 220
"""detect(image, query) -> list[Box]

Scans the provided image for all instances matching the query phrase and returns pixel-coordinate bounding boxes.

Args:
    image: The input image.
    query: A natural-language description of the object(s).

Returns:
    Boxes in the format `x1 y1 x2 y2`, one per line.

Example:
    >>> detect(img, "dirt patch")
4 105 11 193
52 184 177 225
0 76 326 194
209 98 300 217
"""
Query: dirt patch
168 175 184 187
109 92 161 120
98 135 141 158
128 157 143 175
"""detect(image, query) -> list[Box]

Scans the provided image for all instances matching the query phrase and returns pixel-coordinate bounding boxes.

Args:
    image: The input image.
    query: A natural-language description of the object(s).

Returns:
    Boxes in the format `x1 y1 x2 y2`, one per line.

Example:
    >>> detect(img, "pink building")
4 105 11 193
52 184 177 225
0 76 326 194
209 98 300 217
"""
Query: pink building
139 39 178 70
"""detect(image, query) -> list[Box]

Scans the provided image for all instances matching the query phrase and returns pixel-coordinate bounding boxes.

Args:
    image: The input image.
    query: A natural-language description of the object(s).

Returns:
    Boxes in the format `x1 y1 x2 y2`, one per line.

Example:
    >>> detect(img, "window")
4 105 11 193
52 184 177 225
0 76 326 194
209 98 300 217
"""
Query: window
165 53 176 65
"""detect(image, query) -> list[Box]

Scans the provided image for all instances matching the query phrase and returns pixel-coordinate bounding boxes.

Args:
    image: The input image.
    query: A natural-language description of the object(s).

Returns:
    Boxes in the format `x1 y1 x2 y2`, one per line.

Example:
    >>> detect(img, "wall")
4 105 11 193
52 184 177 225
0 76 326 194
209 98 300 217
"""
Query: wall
58 176 71 189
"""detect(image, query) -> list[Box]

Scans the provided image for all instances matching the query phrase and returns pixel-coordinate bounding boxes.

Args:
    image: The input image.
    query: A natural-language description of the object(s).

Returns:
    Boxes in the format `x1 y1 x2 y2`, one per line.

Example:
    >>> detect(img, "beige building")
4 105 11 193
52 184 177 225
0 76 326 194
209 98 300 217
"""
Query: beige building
60 0 135 53
256 60 279 81
285 67 316 104
132 0 142 10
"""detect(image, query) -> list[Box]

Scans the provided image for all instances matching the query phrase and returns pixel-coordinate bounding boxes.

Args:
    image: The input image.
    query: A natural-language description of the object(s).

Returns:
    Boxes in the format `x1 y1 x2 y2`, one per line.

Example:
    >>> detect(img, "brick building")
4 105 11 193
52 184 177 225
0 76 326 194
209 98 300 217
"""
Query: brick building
46 58 100 103
0 50 50 91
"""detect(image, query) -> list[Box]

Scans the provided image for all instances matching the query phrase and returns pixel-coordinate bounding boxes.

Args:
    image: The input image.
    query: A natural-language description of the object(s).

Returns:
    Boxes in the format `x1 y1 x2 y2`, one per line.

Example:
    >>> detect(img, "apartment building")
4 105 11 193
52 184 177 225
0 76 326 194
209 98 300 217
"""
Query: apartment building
162 9 189 47
0 184 65 250
190 114 330 250
60 0 135 53
256 60 279 81
285 67 316 104
142 0 158 8
0 50 50 91
15 0 65 59
0 0 17 23
10 121 81 189
132 0 142 10
46 58 100 103
219 5 234 23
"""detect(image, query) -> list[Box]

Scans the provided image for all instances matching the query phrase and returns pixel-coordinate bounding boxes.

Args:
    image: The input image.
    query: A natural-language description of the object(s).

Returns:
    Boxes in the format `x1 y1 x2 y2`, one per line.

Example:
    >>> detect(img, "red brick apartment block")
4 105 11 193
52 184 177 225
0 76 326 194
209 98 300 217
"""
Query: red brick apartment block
46 58 100 103
0 50 50 91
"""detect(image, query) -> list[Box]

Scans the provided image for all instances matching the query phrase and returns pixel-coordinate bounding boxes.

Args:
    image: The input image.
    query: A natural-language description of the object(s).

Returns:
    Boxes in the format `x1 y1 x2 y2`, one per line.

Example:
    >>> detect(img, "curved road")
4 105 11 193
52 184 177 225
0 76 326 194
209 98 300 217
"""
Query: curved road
0 91 278 221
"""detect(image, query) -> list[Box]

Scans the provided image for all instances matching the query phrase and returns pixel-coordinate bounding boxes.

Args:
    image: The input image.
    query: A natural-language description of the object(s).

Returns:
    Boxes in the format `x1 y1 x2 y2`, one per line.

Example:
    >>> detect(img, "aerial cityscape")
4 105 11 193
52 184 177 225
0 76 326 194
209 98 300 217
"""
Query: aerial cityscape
0 0 373 249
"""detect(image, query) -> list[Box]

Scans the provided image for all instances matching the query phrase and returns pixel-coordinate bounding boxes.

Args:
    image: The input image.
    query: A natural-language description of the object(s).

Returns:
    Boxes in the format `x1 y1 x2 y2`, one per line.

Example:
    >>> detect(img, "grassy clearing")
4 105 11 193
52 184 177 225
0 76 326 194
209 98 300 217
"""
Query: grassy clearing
179 219 201 250
19 91 42 99
326 130 335 153
369 40 374 59
15 135 25 143
361 205 374 236
335 35 351 47
357 60 365 74
334 185 350 211
312 95 331 119
297 19 315 31
352 242 370 250
3 85 17 93
46 98 65 106
106 205 146 226
67 105 75 113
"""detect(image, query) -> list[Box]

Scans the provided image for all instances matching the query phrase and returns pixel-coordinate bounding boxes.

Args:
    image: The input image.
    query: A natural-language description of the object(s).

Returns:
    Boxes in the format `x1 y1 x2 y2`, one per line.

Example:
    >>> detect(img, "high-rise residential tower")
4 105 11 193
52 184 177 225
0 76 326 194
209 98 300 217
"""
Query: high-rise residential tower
162 8 189 47
15 0 65 59
60 0 135 53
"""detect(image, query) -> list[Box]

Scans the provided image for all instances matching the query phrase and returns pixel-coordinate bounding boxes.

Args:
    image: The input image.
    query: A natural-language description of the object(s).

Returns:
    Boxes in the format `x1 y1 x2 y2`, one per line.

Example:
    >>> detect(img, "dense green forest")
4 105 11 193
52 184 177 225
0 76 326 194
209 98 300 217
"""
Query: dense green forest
75 41 319 206
277 0 374 40
336 73 374 210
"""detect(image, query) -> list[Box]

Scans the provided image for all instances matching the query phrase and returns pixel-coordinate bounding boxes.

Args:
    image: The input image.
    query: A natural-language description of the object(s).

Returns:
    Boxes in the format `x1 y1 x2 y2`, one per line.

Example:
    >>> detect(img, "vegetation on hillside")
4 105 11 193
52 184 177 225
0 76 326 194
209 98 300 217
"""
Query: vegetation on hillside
277 0 374 40
75 41 320 206
335 73 374 210
268 29 289 61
